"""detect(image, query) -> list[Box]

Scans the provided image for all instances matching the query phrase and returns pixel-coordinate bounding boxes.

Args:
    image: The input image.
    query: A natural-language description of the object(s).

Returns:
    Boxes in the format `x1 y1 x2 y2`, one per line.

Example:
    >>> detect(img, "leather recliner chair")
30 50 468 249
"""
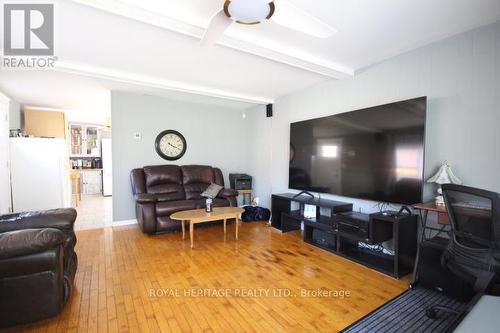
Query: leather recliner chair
131 165 239 234
0 208 78 328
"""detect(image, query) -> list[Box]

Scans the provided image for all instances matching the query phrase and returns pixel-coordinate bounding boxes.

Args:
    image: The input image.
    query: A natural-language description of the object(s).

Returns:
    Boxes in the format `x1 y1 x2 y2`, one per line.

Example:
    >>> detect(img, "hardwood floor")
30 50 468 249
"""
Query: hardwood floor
3 222 409 333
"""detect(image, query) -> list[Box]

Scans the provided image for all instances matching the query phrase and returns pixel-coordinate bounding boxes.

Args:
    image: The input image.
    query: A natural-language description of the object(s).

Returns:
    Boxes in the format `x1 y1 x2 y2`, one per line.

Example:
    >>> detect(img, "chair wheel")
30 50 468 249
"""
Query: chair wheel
426 308 438 319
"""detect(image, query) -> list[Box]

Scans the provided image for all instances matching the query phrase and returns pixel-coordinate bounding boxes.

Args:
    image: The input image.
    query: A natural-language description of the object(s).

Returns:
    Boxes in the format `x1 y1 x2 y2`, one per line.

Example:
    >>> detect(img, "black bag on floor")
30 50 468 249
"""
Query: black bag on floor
242 206 271 222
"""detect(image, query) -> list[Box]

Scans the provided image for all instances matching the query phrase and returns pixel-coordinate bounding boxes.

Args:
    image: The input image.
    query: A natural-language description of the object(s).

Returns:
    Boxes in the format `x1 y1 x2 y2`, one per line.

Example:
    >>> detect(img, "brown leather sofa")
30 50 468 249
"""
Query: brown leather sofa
131 165 239 235
0 208 78 328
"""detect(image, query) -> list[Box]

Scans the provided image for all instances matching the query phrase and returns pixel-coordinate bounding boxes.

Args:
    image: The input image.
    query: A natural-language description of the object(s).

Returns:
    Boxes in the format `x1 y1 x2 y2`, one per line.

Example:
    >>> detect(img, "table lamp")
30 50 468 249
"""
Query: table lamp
427 161 463 206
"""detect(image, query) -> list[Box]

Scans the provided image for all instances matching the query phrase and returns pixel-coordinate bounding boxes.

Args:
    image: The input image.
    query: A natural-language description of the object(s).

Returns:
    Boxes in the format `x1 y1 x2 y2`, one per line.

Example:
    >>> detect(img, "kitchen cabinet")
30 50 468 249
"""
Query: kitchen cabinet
70 125 83 155
85 126 99 155
69 123 102 157
24 109 67 139
81 170 102 195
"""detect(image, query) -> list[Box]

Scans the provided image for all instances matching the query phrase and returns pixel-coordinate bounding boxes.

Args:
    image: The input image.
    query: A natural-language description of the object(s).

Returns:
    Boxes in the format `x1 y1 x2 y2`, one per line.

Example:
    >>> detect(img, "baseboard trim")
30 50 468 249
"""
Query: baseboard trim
113 219 137 227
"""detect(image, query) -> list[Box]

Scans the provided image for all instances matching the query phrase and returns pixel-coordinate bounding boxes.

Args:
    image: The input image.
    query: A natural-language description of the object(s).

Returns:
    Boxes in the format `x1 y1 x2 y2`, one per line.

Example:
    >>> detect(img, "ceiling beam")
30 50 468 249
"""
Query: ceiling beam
71 0 354 80
55 61 275 105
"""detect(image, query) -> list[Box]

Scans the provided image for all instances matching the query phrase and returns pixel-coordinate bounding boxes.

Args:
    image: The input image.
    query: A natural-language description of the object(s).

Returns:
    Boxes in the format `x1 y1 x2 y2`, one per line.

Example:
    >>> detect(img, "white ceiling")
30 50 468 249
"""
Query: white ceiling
100 0 500 70
0 70 255 123
1 0 500 118
0 71 111 123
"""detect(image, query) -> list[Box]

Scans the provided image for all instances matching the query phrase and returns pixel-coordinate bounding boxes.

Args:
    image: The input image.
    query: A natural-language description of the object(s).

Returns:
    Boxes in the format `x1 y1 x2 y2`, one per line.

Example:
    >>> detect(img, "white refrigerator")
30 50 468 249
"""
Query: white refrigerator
10 137 71 212
101 138 112 196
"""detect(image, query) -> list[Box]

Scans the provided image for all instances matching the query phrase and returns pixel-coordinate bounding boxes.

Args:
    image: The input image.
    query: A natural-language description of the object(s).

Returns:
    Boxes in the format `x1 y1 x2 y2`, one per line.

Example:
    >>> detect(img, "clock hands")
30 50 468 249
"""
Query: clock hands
168 142 180 150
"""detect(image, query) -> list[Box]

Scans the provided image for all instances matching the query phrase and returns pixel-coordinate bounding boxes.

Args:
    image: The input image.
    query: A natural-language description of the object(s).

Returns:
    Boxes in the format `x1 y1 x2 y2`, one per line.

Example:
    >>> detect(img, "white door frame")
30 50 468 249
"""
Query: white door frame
0 93 12 214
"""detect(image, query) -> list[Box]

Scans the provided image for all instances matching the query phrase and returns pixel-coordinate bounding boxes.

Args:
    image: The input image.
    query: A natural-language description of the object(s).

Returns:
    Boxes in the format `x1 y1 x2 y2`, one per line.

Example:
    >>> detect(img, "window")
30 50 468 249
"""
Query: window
321 145 338 158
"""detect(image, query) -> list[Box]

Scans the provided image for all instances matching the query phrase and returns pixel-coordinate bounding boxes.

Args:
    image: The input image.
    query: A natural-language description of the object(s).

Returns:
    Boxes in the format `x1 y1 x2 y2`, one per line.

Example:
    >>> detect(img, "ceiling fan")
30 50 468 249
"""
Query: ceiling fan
201 0 336 46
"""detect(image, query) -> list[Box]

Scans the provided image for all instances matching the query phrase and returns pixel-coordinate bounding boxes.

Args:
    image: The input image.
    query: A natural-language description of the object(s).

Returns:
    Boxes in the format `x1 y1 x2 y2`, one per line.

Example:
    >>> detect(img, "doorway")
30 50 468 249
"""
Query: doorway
69 119 113 230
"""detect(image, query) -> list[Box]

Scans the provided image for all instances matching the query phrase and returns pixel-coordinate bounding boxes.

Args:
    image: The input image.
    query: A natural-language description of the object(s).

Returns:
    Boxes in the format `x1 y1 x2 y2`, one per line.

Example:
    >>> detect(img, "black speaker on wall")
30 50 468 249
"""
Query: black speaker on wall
266 104 273 117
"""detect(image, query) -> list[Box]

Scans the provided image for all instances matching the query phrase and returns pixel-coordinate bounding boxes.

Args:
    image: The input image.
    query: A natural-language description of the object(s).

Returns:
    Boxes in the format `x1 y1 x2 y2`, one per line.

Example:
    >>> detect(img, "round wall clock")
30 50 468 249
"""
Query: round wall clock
155 130 187 161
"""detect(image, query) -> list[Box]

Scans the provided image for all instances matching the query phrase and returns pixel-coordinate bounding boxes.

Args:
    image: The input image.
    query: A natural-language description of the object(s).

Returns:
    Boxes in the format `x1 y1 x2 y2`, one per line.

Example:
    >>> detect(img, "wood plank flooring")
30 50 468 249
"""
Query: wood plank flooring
2 222 409 333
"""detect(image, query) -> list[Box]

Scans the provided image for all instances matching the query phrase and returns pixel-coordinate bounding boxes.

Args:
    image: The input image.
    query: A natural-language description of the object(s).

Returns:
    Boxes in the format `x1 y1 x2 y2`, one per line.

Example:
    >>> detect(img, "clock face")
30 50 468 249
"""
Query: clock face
155 130 187 161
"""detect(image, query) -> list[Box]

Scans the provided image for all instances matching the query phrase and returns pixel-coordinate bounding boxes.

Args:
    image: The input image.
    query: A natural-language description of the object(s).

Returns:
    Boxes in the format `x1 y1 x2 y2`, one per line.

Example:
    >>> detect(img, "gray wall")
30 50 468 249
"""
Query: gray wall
111 92 255 221
255 21 500 212
246 105 272 208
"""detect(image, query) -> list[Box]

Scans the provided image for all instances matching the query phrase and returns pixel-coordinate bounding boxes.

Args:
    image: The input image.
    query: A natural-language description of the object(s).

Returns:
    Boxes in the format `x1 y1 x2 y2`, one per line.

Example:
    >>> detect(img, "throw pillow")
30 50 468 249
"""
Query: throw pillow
201 183 223 199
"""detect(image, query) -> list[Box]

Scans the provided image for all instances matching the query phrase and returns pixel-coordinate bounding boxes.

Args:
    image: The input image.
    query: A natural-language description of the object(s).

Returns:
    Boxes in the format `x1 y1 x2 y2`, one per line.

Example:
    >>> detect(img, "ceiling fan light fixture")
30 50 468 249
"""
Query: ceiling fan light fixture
224 0 275 25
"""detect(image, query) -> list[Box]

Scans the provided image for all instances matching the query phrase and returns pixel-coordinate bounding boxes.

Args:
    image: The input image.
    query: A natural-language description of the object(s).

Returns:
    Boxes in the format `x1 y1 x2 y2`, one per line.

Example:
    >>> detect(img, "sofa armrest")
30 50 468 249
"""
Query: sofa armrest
0 209 77 234
0 229 65 326
218 188 239 199
0 228 64 260
135 193 158 204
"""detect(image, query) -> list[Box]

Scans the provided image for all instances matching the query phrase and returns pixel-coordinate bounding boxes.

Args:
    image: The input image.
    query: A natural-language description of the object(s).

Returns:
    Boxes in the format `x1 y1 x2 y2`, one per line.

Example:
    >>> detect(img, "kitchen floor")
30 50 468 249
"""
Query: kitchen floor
74 194 112 230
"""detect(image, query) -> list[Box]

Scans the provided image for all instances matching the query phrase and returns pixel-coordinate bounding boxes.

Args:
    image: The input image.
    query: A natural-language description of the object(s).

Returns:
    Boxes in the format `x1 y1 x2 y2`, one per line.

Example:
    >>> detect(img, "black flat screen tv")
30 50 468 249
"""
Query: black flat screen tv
289 97 426 205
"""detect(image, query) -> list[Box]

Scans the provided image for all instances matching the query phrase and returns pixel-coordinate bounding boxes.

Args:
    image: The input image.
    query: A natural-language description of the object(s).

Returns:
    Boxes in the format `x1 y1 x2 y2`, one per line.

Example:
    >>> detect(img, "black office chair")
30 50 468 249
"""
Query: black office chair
427 184 500 319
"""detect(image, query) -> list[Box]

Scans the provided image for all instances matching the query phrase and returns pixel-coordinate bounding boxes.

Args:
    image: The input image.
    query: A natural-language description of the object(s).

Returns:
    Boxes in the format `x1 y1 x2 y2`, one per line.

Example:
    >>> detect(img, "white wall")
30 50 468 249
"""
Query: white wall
9 100 21 130
254 21 500 213
111 91 256 221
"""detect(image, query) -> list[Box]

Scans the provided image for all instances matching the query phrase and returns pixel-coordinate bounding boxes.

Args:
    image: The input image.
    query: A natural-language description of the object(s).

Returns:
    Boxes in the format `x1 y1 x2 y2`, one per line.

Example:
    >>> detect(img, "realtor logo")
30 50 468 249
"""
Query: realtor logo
3 4 54 56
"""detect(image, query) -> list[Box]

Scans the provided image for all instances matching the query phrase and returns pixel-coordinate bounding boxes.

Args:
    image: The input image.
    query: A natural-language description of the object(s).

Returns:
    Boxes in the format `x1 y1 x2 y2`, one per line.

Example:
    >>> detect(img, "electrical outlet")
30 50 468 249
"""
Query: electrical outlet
133 132 142 140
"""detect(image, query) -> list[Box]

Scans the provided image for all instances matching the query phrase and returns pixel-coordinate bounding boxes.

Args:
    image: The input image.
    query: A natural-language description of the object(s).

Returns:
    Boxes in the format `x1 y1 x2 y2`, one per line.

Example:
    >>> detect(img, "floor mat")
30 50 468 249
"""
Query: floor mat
341 287 468 333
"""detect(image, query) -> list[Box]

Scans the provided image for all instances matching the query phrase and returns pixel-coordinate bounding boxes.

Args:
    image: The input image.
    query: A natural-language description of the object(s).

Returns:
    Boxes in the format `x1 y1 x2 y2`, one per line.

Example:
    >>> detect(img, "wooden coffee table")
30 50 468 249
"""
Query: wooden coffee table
170 207 244 248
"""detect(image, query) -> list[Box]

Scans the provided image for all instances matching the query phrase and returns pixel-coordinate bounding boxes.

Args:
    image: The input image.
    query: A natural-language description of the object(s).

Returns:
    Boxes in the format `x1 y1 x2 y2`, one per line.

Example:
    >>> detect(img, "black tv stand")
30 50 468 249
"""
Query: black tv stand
293 191 315 199
271 193 418 278
272 193 353 232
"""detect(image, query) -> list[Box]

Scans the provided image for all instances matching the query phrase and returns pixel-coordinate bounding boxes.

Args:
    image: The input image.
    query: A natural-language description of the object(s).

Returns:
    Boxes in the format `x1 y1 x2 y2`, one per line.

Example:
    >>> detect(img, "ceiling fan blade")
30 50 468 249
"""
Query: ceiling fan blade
200 9 233 46
271 0 336 39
